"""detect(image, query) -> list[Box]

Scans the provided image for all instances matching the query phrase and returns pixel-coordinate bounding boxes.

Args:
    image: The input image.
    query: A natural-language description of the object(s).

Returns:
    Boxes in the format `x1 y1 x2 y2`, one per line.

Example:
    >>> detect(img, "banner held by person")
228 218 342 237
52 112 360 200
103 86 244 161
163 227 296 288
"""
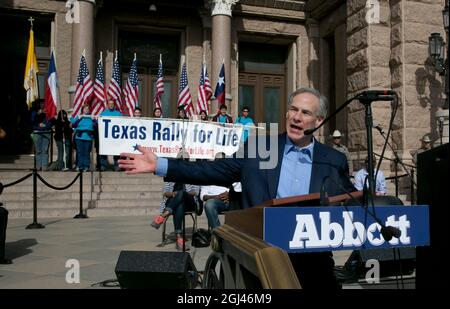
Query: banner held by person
98 117 243 159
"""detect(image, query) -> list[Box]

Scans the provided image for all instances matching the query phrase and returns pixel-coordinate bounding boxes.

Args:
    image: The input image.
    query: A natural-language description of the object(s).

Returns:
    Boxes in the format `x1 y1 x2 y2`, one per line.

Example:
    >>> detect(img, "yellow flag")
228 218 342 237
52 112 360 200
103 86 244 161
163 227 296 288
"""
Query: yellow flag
24 28 39 109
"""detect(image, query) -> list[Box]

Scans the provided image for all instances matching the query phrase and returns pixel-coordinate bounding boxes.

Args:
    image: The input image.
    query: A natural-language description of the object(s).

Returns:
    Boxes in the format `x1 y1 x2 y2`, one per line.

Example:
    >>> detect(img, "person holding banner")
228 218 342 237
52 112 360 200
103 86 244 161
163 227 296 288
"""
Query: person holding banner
119 87 355 289
177 106 189 120
99 100 122 171
152 107 162 118
70 105 94 172
212 104 232 123
199 110 208 121
134 107 142 118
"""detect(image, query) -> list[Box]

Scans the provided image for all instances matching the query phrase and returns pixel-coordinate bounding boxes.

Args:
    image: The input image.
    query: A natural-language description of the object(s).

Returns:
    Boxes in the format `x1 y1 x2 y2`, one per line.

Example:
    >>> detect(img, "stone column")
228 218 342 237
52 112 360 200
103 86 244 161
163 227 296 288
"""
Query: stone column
209 0 238 110
306 18 320 89
69 0 95 94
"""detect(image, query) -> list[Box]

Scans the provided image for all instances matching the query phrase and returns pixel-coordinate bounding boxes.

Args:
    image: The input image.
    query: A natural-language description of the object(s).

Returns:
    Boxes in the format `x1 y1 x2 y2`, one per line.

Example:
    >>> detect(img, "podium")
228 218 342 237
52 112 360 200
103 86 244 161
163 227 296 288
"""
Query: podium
203 191 429 289
203 191 362 289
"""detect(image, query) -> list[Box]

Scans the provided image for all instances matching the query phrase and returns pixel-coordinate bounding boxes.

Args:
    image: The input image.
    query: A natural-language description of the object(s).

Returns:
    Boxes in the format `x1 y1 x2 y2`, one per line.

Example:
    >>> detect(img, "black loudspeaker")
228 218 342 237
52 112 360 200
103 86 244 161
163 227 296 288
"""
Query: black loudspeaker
416 143 449 289
345 247 416 278
115 251 198 289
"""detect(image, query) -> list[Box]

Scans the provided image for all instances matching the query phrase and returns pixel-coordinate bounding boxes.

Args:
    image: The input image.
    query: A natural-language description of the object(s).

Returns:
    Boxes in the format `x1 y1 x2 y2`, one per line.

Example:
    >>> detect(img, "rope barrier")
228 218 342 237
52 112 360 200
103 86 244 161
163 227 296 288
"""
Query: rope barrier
2 173 33 188
36 172 80 191
0 170 87 229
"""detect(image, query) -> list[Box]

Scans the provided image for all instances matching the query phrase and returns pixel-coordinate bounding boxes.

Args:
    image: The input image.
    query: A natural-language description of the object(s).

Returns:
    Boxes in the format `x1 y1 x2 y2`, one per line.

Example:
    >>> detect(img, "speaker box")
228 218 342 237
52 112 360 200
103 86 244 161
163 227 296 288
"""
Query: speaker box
115 251 198 289
416 143 449 288
345 248 416 278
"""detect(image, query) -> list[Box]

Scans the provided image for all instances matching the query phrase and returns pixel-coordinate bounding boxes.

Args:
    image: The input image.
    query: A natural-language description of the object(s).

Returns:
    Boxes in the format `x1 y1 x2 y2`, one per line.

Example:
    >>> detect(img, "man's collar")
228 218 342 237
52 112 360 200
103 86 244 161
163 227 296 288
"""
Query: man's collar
284 136 315 157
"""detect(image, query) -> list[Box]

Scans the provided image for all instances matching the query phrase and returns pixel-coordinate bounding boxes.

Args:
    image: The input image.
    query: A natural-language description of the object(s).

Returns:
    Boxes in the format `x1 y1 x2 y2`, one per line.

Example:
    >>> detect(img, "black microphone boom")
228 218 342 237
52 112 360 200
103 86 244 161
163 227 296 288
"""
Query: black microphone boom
304 90 396 136
357 90 396 101
360 90 396 96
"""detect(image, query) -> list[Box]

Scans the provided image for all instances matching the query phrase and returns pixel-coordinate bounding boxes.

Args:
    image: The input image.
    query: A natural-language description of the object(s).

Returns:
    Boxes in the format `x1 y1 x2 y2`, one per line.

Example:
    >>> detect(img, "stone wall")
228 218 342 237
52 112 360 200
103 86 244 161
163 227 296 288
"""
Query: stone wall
347 0 446 162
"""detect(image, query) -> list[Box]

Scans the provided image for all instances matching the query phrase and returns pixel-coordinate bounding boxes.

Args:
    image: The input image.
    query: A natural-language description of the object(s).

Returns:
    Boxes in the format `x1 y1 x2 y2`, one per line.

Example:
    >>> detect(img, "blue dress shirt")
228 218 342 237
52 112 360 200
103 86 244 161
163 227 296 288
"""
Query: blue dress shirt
276 136 314 198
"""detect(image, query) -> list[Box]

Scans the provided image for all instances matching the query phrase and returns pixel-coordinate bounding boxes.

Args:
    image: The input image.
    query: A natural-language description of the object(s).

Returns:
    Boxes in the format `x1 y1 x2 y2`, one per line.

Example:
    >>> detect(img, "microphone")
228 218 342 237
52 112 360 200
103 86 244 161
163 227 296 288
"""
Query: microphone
357 90 396 101
304 127 316 135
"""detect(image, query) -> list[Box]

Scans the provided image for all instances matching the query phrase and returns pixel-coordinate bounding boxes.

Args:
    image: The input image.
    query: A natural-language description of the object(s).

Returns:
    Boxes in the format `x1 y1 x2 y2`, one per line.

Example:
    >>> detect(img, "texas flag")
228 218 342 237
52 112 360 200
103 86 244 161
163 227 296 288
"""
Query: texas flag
44 51 58 120
214 63 225 108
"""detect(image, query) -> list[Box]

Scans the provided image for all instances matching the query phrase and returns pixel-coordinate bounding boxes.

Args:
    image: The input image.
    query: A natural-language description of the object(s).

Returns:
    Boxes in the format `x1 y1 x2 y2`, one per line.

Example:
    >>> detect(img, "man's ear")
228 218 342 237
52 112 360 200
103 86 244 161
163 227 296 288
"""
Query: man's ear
316 116 325 127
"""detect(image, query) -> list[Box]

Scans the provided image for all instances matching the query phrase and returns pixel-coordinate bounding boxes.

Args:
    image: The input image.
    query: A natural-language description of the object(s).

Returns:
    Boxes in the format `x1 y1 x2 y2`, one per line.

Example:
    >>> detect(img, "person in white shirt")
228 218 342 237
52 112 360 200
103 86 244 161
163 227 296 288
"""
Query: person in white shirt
200 182 241 229
354 155 387 195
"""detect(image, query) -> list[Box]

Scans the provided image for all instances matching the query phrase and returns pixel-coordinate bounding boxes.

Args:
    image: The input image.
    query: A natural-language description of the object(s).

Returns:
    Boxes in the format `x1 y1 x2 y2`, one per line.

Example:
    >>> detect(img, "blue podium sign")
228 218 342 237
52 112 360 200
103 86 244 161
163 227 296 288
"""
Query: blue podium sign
263 205 429 253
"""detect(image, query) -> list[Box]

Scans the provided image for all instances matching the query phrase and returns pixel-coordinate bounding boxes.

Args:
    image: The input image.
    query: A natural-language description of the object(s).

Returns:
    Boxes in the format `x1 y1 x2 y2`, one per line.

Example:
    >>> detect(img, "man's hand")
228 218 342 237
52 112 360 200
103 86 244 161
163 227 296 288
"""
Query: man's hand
118 145 158 174
218 191 229 202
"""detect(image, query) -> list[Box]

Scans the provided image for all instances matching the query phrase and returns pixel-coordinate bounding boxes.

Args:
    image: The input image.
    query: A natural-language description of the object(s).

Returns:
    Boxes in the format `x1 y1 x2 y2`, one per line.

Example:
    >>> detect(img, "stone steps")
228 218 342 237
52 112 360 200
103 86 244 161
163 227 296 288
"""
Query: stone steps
0 167 164 218
87 207 160 217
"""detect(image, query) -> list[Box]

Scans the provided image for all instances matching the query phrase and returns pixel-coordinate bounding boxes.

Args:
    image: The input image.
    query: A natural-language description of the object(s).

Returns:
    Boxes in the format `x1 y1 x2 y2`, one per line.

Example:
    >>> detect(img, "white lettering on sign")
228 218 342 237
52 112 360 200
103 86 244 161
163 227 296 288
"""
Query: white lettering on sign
289 211 410 249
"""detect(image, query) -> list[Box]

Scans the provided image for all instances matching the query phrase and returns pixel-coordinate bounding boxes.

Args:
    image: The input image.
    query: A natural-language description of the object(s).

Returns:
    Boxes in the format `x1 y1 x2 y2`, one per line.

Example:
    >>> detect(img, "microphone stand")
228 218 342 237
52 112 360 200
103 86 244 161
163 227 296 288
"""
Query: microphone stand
374 127 416 192
306 91 394 207
357 97 377 204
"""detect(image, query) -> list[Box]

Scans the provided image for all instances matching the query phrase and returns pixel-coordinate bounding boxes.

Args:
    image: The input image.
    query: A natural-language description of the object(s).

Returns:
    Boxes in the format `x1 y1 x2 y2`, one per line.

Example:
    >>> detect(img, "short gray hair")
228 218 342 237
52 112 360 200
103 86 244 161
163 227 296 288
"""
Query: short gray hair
287 87 328 118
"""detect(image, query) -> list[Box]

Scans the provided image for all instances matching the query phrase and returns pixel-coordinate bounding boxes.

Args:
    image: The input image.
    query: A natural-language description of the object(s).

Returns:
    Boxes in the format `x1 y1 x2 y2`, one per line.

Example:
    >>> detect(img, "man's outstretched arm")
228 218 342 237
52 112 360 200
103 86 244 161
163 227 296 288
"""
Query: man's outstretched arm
119 145 243 187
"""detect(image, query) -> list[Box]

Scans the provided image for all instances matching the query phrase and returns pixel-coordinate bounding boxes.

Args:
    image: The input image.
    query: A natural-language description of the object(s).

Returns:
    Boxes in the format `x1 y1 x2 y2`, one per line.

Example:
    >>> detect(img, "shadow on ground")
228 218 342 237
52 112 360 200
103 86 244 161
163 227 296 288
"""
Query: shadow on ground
5 238 38 260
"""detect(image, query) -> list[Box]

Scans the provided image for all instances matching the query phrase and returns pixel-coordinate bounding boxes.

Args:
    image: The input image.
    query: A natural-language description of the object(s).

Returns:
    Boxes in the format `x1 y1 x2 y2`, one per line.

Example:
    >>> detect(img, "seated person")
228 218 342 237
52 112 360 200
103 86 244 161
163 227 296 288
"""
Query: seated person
151 182 199 250
354 155 387 195
200 182 241 229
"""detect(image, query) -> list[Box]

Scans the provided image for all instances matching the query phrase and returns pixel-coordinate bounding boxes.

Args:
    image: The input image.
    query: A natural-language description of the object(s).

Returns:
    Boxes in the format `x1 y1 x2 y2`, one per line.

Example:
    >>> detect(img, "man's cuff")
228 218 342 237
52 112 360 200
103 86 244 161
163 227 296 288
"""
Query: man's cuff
155 157 168 177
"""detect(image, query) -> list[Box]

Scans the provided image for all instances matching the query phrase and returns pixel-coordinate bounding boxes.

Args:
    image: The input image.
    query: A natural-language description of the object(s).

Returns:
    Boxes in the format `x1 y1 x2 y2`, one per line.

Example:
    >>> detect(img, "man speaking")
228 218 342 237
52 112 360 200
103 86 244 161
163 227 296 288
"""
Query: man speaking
119 87 355 289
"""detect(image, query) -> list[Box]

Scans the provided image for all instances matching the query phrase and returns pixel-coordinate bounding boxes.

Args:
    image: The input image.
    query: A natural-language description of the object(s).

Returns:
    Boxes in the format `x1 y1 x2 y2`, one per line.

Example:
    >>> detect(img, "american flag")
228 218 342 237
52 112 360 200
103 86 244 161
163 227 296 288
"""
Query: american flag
154 57 164 111
178 62 193 117
196 63 212 115
91 56 106 116
107 55 122 112
72 54 93 117
123 56 139 117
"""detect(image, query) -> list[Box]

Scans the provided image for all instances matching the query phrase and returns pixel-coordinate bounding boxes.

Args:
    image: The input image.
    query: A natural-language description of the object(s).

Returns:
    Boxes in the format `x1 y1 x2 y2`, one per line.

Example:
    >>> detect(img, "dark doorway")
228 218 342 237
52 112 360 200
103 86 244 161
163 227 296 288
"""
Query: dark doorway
238 42 287 131
0 9 51 155
118 29 180 117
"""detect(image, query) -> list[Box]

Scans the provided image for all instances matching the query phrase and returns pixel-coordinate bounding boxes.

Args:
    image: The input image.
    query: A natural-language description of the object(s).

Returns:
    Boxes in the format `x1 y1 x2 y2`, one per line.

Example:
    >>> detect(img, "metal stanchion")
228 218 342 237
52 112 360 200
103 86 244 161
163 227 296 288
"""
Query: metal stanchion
74 171 88 219
26 163 45 229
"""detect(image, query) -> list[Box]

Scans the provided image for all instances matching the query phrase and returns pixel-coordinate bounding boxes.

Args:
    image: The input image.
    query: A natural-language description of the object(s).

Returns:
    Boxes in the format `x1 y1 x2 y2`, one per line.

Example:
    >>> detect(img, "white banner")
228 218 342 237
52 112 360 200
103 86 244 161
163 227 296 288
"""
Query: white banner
98 116 243 159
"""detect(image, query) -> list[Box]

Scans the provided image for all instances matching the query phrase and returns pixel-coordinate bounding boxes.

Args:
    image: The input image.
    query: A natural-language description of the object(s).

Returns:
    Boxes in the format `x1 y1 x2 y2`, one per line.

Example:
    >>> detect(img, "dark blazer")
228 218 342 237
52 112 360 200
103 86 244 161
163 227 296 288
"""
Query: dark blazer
165 133 355 208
